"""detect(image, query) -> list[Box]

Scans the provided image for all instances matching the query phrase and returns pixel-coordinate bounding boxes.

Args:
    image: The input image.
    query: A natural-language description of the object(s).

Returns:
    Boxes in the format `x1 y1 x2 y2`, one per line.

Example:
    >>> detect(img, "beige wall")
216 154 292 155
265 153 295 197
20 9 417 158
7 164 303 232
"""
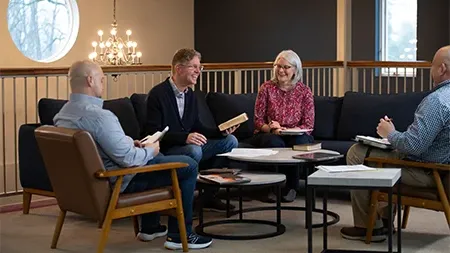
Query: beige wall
0 0 194 68
0 0 194 193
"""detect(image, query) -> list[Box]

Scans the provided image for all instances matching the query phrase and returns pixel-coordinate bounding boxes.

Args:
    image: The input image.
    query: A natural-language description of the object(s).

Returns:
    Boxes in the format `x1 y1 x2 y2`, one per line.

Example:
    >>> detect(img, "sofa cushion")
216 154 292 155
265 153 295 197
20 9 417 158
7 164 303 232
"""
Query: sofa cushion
130 93 148 138
38 97 140 139
103 98 141 140
38 99 67 125
206 92 258 140
19 124 53 191
336 91 430 141
320 139 357 161
313 96 343 140
194 90 217 129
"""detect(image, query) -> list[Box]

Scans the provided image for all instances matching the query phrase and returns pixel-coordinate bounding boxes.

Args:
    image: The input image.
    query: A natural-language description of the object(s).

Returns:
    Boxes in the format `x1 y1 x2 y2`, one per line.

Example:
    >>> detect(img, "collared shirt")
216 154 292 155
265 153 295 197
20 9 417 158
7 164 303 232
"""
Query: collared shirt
388 79 450 164
169 77 188 119
53 93 156 192
254 80 315 133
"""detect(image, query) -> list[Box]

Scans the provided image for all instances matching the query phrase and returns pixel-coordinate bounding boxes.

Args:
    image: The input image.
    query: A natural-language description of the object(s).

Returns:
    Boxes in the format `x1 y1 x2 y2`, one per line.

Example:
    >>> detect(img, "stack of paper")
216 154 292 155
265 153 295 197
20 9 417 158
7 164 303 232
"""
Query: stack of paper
316 164 377 173
217 148 278 158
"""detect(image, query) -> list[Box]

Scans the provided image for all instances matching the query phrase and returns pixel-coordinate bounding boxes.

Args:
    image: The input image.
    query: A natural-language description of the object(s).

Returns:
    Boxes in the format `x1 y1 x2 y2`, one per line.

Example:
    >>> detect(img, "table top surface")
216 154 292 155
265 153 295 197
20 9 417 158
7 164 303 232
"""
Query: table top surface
308 168 401 187
226 148 341 164
197 171 286 186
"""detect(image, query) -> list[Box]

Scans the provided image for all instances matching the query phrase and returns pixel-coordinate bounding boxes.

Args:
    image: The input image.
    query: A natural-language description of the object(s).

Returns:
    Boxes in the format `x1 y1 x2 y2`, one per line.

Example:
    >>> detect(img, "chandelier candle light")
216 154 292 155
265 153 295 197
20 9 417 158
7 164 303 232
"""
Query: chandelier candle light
88 0 142 65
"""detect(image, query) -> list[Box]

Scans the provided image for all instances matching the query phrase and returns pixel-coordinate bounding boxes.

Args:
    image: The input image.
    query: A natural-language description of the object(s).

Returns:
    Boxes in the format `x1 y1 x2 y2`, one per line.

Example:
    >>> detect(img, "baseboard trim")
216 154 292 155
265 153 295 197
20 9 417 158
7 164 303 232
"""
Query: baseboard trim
0 198 57 213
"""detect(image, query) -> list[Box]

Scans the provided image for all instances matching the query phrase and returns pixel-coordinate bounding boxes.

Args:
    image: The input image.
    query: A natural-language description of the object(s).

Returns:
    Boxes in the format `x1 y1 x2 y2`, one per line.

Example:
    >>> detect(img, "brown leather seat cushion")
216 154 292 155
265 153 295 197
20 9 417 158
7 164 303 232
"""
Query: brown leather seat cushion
382 184 438 201
116 186 173 208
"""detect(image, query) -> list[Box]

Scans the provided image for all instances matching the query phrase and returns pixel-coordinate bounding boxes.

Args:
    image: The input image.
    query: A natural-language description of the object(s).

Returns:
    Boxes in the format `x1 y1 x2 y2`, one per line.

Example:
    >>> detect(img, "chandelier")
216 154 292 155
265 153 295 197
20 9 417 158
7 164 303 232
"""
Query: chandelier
88 0 142 65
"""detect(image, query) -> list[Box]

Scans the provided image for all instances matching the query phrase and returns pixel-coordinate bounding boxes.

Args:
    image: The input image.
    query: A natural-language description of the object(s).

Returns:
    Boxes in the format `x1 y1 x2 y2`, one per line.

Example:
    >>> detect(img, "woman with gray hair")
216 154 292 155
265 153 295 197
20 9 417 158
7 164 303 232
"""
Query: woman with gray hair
249 49 315 202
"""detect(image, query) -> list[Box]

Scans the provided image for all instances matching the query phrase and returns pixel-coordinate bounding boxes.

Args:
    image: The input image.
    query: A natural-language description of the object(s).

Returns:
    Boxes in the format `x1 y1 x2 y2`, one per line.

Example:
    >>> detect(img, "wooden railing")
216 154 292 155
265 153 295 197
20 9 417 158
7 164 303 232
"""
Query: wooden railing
346 61 433 94
0 60 432 196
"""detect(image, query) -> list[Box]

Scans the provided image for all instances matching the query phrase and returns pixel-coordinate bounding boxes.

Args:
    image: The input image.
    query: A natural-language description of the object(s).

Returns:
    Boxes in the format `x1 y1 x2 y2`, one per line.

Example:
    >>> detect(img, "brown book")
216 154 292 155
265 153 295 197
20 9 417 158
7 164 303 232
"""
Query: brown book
218 113 248 131
292 142 322 151
198 174 251 185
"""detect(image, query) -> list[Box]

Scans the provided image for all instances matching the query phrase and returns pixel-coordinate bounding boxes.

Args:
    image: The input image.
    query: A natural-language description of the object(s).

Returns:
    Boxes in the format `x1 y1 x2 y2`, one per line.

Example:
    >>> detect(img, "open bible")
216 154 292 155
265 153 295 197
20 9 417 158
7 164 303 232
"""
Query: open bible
218 113 248 131
355 135 392 149
140 126 169 145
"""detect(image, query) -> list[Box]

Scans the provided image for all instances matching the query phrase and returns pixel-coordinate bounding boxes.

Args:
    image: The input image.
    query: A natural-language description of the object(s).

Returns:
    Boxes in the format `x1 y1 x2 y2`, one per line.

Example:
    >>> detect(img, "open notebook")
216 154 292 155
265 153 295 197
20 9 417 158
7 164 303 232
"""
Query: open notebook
140 126 169 144
355 135 392 149
279 128 313 135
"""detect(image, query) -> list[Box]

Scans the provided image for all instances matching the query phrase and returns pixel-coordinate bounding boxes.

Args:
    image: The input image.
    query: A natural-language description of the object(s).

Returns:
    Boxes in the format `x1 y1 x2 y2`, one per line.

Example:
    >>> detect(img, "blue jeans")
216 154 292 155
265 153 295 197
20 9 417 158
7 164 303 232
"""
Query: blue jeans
165 134 238 168
249 133 314 191
123 154 197 237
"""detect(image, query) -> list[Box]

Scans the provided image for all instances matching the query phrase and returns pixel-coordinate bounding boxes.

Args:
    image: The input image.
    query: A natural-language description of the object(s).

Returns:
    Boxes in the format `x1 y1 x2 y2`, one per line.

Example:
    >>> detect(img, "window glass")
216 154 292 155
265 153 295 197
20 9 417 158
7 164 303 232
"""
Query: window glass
7 0 80 63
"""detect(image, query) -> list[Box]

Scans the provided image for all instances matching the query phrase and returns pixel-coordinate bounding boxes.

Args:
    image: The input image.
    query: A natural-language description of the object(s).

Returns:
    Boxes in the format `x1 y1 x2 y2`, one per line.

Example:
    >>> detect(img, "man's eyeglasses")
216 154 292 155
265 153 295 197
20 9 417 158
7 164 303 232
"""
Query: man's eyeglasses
273 64 293 70
181 64 204 71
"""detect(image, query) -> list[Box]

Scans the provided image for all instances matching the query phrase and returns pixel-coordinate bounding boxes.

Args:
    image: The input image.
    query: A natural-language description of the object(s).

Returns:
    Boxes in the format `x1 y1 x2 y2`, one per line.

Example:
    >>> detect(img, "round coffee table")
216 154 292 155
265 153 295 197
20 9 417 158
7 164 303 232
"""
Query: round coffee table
226 148 341 228
195 172 286 240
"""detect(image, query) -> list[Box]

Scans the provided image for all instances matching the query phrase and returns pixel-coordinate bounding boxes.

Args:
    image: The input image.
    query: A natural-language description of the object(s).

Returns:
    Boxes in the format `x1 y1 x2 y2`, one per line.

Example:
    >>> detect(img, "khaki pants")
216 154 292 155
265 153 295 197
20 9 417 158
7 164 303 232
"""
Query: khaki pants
347 143 436 229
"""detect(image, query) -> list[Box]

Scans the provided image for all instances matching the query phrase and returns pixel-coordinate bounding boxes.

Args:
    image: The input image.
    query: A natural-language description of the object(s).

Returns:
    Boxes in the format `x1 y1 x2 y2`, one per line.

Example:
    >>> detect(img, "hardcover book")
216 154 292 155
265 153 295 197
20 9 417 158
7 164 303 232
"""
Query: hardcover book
293 143 322 151
218 113 249 131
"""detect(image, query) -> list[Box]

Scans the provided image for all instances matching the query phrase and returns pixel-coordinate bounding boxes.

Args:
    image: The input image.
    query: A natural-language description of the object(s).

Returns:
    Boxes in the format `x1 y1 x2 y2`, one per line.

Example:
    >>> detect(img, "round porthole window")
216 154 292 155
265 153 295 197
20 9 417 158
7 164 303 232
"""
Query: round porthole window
7 0 80 63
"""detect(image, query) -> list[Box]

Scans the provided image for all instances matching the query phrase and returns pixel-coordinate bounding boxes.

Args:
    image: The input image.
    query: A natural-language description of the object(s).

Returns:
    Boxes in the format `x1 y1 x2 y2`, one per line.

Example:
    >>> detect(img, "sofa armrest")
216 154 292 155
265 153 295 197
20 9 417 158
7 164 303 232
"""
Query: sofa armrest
19 124 53 191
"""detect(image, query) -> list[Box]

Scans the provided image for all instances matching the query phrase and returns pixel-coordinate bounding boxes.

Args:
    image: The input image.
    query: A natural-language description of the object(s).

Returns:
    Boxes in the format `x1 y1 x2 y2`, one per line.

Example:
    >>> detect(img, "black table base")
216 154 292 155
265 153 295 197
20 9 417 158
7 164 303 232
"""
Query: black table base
228 205 340 228
195 183 286 240
196 219 286 240
228 160 342 229
307 183 402 253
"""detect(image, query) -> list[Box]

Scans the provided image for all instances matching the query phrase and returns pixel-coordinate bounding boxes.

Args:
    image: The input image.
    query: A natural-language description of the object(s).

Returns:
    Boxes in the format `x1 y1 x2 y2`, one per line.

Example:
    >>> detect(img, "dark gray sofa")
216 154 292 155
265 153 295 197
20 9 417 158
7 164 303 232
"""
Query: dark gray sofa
18 90 430 201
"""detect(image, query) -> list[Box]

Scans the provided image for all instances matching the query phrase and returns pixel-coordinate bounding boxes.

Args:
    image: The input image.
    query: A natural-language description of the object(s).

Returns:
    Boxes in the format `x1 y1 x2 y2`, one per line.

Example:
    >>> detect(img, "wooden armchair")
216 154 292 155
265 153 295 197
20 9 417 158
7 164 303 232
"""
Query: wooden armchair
34 126 189 253
364 157 450 244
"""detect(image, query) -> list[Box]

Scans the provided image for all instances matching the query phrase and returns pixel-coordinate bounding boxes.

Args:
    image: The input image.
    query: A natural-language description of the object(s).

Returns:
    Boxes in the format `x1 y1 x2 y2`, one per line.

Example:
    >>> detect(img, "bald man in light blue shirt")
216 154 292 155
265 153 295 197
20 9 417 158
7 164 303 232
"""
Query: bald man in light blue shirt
54 60 212 250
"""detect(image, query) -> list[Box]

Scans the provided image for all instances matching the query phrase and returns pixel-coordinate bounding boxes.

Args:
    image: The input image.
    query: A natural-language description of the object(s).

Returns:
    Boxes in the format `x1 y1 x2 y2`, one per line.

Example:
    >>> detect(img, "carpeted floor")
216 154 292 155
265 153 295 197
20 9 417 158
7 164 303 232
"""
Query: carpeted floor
1 197 449 253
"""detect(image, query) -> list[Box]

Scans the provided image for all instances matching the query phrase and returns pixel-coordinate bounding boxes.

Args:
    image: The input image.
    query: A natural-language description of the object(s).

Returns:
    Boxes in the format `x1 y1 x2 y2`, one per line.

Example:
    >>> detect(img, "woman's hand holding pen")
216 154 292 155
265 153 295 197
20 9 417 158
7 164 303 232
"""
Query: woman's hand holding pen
268 120 282 129
267 120 286 135
377 115 396 138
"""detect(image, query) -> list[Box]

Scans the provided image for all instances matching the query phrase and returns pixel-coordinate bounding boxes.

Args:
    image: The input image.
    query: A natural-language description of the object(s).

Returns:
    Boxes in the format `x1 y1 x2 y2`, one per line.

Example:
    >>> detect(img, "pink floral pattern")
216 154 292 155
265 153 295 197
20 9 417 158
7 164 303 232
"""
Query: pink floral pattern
254 80 315 134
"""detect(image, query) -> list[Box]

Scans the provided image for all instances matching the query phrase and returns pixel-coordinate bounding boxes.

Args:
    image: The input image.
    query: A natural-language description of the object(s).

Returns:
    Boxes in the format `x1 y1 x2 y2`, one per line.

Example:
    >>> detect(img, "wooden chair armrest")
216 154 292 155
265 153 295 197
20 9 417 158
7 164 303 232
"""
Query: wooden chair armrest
365 157 450 172
95 162 189 178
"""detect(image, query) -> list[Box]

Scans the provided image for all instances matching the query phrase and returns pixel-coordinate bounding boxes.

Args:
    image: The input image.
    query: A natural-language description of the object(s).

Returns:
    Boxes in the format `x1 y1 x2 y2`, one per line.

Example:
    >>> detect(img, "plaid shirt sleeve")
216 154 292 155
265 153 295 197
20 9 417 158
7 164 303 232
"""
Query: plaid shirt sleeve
388 96 445 156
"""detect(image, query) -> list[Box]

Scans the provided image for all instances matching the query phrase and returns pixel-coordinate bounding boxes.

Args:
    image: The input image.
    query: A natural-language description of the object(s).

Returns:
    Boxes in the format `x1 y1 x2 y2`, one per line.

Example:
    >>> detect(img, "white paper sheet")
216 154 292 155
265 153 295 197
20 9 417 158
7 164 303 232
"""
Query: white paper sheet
316 164 377 173
217 148 279 158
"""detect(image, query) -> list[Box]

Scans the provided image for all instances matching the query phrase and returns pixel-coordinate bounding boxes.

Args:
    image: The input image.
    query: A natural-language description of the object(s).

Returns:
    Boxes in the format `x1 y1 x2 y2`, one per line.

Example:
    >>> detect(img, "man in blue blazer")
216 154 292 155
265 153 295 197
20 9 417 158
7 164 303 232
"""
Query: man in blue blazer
144 48 239 211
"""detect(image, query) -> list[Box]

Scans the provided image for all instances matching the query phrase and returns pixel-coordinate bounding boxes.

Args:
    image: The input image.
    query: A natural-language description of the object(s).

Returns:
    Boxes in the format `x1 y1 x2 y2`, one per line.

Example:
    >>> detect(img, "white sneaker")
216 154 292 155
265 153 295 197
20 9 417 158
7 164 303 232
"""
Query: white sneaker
136 225 168 242
164 233 213 250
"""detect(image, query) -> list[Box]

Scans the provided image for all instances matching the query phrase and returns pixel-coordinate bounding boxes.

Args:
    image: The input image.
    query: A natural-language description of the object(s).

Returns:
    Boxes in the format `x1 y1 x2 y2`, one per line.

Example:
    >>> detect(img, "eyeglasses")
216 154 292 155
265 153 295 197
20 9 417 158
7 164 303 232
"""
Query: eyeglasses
273 64 293 70
181 64 204 71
